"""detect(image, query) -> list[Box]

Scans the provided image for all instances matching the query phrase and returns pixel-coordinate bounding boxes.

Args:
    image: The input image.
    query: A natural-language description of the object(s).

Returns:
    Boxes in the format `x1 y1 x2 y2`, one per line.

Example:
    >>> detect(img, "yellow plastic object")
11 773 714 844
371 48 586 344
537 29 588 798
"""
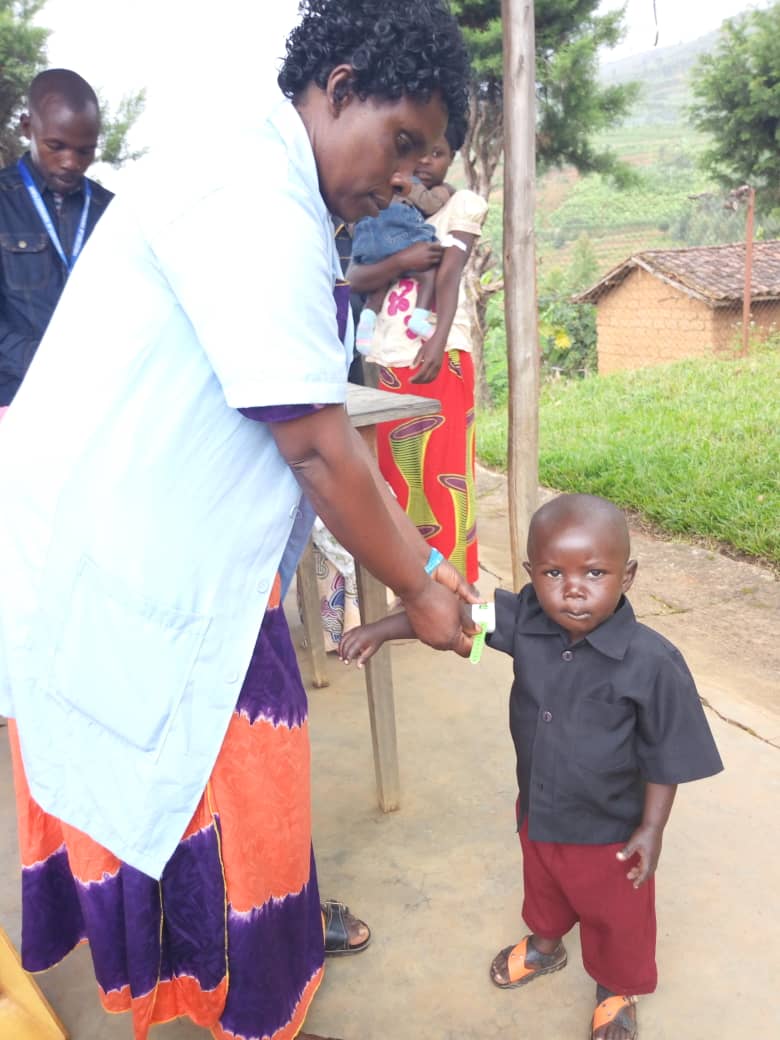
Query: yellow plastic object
0 928 68 1039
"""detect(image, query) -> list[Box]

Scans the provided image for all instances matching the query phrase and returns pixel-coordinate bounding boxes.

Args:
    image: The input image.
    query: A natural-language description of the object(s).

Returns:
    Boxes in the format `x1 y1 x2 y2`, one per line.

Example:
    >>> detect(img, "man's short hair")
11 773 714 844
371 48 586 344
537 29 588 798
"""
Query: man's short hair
28 69 99 115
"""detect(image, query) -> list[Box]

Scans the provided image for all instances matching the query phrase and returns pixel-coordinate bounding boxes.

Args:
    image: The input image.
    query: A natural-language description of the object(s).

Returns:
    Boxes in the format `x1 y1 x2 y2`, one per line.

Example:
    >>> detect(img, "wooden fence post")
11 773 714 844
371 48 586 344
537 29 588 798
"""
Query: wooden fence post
501 0 539 589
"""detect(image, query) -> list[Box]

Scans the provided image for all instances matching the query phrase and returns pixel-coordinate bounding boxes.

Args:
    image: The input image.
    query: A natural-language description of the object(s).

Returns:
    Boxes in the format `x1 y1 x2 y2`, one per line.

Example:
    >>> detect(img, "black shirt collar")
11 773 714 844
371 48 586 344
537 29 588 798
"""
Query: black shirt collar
517 585 636 661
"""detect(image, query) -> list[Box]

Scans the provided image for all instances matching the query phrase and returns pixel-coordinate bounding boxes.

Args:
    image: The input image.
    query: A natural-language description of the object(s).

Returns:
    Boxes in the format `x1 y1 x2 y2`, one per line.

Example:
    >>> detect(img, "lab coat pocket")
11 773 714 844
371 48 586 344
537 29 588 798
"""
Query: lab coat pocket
52 555 211 753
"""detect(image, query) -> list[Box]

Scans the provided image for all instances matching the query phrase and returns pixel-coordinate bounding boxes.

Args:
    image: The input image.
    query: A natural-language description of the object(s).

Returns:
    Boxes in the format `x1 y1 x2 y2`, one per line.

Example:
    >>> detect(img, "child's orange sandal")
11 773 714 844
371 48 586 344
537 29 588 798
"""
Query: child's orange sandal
590 994 637 1039
489 935 567 989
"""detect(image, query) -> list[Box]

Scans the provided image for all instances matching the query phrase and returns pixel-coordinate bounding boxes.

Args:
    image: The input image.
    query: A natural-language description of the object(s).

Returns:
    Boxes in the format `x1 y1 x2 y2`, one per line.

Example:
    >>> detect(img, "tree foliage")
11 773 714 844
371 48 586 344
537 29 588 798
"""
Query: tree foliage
453 0 639 192
98 88 147 167
0 0 49 165
450 0 638 402
0 0 145 168
689 4 780 213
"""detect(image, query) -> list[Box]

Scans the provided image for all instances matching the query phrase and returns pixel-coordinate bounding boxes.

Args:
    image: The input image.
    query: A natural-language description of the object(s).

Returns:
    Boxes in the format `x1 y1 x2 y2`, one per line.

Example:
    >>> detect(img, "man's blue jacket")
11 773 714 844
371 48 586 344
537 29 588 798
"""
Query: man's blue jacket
0 154 113 405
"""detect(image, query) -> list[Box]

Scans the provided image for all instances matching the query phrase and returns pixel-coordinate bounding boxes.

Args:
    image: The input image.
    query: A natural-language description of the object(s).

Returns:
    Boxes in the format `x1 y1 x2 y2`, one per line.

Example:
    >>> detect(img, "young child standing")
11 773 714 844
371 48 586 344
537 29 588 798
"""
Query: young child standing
339 493 723 1040
350 127 459 351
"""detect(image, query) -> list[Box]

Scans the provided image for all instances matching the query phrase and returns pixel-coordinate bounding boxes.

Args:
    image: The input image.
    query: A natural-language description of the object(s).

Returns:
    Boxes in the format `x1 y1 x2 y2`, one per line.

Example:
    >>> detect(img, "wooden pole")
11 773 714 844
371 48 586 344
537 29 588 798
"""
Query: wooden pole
742 186 755 356
501 0 539 590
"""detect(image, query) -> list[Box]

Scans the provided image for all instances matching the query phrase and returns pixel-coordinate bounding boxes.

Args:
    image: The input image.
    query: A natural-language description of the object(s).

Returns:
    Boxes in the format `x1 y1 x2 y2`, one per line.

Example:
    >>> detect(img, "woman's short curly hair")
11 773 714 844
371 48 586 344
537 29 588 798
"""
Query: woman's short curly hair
278 0 470 127
444 110 468 154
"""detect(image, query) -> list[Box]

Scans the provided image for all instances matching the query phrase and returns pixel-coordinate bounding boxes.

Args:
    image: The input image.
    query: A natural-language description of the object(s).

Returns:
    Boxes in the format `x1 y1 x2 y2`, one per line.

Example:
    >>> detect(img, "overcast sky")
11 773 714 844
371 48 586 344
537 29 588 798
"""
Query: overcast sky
598 0 770 61
39 0 769 186
42 0 301 186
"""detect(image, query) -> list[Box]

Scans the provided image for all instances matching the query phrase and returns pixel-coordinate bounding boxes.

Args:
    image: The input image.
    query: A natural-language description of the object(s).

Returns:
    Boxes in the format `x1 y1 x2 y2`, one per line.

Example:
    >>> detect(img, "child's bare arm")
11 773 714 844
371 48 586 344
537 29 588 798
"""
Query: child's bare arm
339 611 414 667
616 782 677 888
406 181 455 217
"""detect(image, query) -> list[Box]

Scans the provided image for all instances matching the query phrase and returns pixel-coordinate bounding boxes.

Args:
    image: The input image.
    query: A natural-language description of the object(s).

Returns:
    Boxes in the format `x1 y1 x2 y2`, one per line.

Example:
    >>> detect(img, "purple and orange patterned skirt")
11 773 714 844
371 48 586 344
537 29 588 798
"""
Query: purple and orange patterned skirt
8 576 325 1040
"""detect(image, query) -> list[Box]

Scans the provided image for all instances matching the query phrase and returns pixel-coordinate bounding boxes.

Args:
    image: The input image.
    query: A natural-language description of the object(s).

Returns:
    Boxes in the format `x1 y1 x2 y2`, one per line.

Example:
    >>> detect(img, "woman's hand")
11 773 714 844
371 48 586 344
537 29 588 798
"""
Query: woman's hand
347 242 442 294
400 240 443 274
400 579 474 657
431 557 481 607
410 332 446 383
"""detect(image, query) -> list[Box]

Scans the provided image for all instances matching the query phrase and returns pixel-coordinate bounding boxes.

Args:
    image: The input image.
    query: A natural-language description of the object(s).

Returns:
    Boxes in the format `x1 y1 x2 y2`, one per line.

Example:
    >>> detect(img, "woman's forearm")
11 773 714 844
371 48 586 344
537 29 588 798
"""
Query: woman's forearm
430 255 465 342
271 405 429 596
431 233 476 342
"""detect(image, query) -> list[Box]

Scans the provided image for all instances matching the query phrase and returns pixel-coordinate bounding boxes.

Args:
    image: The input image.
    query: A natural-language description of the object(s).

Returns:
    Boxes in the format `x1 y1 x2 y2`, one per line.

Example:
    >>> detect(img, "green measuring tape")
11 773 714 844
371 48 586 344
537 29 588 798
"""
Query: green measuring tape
470 623 487 664
469 602 494 665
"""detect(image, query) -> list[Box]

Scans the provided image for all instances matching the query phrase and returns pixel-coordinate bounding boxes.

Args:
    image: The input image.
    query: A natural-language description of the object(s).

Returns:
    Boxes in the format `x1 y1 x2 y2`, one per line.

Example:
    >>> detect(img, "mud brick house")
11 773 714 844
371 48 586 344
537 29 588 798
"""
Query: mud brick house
575 240 780 374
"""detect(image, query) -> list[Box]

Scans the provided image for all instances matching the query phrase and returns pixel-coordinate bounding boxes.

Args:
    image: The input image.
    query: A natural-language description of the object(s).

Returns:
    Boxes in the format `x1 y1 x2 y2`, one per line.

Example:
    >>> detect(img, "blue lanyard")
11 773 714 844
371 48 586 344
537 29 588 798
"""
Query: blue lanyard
17 159 93 272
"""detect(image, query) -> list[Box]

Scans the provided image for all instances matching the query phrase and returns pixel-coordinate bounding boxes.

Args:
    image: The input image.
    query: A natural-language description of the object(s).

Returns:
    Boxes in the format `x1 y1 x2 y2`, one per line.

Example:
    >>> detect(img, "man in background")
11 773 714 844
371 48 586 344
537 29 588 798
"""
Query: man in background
0 68 112 412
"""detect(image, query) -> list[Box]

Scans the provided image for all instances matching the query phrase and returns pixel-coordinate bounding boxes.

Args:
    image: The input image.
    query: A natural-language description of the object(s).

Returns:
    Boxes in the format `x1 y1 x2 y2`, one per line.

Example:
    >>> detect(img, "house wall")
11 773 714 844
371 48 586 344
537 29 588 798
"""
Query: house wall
711 299 780 350
596 268 780 373
596 268 713 374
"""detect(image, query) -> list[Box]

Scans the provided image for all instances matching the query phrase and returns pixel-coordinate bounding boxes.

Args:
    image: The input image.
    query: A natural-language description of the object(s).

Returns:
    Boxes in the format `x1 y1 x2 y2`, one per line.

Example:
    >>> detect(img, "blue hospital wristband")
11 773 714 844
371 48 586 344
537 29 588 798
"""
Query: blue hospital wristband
424 548 445 574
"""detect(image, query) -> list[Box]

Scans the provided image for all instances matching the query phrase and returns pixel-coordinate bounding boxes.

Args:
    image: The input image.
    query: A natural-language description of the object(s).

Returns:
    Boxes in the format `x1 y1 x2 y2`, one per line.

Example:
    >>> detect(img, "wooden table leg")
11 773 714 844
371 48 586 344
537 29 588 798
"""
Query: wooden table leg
0 927 68 1038
355 560 401 813
353 420 401 811
296 541 330 689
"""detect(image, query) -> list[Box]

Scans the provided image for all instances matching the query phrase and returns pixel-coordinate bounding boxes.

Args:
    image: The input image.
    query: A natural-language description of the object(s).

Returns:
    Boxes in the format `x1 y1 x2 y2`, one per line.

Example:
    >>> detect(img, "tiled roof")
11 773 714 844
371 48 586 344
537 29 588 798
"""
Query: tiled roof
574 240 780 306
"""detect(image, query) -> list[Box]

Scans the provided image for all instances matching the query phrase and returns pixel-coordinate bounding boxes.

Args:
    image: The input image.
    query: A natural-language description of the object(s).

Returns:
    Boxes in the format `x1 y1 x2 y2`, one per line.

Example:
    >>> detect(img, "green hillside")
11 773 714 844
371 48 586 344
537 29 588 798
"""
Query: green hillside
534 125 717 275
599 31 719 126
528 26 765 282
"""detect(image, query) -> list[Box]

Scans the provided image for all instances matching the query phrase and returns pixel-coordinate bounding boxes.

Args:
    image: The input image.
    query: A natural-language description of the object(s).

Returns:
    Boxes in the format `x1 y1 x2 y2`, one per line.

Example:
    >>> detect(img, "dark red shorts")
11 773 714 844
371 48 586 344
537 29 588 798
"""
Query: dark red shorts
519 816 657 994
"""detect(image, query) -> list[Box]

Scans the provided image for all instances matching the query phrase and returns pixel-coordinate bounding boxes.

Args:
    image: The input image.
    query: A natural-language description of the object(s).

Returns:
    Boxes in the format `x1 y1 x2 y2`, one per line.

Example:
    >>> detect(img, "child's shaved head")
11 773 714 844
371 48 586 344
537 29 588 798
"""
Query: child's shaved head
528 494 630 562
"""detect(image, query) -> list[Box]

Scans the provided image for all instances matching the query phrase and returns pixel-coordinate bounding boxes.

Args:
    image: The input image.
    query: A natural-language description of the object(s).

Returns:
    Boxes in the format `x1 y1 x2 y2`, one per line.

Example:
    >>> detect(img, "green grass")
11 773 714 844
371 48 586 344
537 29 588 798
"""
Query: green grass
476 351 780 564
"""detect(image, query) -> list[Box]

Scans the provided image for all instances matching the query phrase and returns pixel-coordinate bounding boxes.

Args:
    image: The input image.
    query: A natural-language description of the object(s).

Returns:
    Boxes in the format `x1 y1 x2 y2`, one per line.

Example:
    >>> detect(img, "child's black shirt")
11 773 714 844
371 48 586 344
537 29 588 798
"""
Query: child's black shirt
487 585 723 845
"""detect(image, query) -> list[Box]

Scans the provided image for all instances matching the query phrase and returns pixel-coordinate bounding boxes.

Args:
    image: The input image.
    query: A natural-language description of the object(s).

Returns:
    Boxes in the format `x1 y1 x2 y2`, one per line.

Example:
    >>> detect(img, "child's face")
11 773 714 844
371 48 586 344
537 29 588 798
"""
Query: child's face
21 98 99 194
414 134 454 189
523 521 637 641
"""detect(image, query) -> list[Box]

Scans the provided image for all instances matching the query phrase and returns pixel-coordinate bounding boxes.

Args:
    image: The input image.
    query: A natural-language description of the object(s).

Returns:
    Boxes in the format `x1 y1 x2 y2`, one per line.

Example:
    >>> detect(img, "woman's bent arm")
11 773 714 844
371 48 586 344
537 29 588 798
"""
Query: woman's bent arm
270 404 473 654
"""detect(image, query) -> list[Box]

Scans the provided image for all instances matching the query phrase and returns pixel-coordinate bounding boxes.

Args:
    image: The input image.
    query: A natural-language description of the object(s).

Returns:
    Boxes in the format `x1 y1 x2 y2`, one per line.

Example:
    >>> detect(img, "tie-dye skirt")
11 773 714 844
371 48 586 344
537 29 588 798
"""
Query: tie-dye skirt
376 350 478 583
7 579 325 1040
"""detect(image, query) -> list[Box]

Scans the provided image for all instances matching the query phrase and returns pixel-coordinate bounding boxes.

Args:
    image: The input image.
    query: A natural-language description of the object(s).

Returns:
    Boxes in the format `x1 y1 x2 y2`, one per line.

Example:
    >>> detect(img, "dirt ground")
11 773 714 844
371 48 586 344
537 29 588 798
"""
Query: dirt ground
1 466 778 1039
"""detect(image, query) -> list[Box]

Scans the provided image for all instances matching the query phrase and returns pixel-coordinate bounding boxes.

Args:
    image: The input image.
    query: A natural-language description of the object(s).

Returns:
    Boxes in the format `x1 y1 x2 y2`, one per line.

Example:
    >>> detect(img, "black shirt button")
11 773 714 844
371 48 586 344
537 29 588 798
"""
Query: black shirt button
561 649 574 661
542 710 553 723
